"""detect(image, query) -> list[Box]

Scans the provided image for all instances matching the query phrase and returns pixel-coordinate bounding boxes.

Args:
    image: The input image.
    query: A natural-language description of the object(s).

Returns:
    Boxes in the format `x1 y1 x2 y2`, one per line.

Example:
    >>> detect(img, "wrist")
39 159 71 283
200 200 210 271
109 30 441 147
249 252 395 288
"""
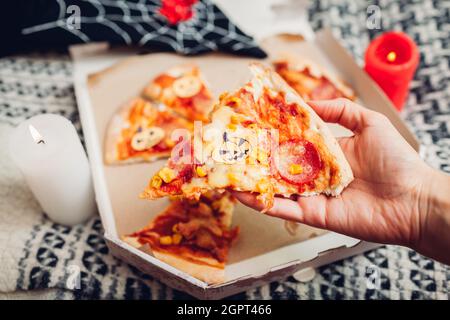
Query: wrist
415 168 450 264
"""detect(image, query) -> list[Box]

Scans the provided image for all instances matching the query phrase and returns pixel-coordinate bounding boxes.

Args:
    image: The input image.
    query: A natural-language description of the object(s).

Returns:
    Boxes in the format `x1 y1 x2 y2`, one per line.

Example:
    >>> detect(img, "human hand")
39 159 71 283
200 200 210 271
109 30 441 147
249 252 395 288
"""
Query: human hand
232 98 450 264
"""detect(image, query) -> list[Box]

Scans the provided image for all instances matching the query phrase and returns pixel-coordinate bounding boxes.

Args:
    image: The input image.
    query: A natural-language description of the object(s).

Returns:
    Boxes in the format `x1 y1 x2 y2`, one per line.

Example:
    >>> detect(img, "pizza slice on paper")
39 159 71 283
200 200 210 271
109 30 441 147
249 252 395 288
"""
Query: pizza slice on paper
142 64 214 122
273 55 355 101
105 97 192 164
123 191 239 284
140 63 353 210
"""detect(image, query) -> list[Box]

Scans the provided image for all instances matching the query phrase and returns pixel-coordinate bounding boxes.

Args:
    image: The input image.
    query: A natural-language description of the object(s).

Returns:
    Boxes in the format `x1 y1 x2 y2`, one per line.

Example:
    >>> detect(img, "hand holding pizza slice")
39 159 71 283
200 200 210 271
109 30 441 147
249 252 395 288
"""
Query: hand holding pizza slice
141 63 354 211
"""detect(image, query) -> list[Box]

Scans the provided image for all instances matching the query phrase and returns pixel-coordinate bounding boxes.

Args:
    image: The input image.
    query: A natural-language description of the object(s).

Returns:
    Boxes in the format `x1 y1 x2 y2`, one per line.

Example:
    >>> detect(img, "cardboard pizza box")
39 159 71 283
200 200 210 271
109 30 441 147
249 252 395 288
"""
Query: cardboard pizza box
71 30 420 299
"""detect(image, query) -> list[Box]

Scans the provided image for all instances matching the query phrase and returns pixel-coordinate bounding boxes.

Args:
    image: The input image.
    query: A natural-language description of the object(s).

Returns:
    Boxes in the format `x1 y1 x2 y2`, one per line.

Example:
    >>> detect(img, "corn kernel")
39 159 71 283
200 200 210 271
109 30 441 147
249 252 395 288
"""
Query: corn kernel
289 164 303 175
172 224 179 233
227 173 238 184
257 149 268 163
219 92 229 101
159 236 172 245
165 138 175 147
227 123 237 131
230 114 243 124
256 179 271 193
151 175 163 188
196 166 207 177
172 233 182 245
158 167 176 183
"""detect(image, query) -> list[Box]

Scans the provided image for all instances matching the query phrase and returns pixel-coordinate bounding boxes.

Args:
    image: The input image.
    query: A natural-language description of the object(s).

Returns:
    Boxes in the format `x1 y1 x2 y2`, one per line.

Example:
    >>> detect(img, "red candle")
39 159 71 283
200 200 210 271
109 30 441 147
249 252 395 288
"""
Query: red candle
364 32 419 111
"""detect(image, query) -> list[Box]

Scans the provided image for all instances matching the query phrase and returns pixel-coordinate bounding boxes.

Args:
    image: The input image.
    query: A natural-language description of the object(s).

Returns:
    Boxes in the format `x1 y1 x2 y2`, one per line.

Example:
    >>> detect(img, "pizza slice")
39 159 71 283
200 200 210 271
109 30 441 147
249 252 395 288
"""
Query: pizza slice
140 63 353 210
142 64 213 122
273 55 355 101
122 191 239 284
105 97 193 164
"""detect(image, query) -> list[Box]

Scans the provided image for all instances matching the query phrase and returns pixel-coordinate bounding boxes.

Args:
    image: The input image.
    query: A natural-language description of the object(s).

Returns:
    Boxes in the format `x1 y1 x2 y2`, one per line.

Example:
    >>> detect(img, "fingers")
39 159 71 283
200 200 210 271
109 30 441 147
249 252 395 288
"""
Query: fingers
231 191 332 229
266 195 332 229
266 197 306 221
308 98 374 133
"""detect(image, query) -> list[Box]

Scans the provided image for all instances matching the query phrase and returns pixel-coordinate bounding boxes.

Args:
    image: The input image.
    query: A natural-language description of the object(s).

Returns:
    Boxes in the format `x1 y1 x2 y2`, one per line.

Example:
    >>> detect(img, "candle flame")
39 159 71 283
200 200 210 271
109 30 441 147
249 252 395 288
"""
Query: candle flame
28 124 45 144
387 51 397 62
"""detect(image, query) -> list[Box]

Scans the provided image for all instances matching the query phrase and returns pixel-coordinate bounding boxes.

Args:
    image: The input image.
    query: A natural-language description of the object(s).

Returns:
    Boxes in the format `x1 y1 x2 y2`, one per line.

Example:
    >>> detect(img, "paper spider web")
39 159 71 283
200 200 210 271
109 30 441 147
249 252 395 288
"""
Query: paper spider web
16 0 266 57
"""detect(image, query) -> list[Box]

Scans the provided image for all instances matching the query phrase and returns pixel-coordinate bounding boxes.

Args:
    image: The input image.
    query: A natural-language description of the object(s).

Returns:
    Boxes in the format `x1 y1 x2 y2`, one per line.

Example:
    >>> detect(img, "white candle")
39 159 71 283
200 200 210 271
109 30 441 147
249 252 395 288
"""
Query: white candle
9 114 96 226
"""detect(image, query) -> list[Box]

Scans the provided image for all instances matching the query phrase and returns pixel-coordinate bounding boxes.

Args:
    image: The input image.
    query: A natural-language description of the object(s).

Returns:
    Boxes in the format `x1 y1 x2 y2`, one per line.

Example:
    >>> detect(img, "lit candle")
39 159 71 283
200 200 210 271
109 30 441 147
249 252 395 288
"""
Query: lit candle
9 114 96 226
364 31 419 111
386 51 396 63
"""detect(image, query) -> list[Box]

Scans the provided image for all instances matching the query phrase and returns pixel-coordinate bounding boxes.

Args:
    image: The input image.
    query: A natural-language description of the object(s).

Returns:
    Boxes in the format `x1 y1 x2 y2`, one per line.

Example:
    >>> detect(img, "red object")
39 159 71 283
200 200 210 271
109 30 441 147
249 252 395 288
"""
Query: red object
364 32 419 111
275 139 322 185
159 0 198 25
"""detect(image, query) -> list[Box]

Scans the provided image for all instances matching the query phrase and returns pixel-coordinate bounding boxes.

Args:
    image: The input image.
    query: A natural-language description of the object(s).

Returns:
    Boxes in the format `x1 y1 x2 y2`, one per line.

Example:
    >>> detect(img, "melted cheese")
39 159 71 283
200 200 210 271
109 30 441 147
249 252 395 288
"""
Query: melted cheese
188 105 272 193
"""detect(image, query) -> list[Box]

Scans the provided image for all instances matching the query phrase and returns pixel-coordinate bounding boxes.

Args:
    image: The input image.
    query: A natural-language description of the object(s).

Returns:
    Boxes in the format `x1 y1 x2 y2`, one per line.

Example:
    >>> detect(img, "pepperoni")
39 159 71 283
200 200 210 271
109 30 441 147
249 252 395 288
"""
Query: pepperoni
275 139 322 185
310 80 343 100
151 141 171 152
178 164 194 183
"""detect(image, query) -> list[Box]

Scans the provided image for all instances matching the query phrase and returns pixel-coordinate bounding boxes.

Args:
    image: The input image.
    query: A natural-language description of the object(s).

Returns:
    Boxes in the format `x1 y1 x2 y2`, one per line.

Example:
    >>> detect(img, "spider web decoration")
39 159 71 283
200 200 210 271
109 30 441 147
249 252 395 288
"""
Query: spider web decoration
5 0 266 58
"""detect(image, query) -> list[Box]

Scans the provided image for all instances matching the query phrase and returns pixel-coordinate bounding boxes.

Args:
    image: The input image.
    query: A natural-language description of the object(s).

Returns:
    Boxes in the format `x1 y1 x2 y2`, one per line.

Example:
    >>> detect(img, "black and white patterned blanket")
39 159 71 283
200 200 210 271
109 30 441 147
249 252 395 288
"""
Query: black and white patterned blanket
0 0 448 299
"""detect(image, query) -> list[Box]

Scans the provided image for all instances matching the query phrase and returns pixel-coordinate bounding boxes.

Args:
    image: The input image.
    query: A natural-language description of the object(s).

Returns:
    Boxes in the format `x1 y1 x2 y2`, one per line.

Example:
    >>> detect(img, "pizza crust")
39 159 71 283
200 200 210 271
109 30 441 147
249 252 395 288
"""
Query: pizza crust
152 250 225 284
166 64 200 78
122 235 225 284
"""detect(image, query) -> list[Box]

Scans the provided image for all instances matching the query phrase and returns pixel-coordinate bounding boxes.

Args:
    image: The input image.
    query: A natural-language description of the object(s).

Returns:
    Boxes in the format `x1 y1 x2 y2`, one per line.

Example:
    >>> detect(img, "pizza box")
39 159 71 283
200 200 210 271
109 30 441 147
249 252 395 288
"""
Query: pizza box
70 29 420 300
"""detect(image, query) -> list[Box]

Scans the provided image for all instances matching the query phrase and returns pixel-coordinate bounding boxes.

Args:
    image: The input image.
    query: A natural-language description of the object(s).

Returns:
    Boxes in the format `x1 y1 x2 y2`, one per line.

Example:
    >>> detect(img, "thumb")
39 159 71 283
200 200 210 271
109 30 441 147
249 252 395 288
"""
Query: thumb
308 98 374 133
